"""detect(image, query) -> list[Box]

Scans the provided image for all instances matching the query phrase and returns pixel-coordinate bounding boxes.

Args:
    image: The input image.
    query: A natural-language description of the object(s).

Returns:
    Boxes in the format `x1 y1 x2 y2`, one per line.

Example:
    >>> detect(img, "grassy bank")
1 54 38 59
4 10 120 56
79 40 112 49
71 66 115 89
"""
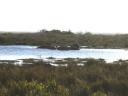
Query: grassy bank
0 58 127 96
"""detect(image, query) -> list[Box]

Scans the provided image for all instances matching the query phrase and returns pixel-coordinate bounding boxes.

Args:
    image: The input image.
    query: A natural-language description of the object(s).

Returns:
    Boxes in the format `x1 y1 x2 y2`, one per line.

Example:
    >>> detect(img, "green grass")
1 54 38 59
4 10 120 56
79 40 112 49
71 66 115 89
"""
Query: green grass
0 58 127 96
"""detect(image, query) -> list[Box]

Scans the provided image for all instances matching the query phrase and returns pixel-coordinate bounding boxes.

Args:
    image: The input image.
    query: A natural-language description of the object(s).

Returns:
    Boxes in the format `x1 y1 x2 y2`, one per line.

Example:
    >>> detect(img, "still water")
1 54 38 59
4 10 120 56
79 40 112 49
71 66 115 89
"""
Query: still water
0 45 128 62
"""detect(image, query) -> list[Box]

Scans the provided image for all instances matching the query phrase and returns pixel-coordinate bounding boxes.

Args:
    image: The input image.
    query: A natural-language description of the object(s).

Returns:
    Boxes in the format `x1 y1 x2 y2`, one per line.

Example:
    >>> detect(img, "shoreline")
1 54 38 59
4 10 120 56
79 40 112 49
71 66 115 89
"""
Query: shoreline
0 44 128 50
0 57 127 66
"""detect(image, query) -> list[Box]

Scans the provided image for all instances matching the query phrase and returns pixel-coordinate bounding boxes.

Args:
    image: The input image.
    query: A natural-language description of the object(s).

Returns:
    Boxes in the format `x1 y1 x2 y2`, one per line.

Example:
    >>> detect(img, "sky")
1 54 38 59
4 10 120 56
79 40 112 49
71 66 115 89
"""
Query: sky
0 0 128 34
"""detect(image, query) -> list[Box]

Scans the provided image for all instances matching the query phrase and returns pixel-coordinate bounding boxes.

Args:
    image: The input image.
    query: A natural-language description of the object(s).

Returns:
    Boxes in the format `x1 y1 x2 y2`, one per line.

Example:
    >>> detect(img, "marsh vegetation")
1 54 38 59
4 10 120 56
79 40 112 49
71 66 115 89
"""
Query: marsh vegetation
0 30 128 96
0 58 127 96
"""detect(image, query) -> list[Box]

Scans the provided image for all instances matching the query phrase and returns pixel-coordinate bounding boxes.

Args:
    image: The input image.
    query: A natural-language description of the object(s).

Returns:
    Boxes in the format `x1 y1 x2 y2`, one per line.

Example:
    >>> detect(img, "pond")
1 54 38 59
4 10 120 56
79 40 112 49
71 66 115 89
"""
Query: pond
0 45 128 62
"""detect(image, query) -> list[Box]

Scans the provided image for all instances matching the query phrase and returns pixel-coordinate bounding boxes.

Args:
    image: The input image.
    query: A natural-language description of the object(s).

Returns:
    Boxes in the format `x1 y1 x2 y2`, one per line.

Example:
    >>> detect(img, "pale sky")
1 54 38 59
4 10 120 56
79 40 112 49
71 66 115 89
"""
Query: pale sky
0 0 128 34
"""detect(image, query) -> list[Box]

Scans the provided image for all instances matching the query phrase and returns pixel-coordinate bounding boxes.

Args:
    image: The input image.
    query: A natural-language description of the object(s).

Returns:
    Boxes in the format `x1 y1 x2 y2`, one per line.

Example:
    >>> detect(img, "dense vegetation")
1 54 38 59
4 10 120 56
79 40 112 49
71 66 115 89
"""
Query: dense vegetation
0 59 128 96
1 29 128 48
0 30 128 95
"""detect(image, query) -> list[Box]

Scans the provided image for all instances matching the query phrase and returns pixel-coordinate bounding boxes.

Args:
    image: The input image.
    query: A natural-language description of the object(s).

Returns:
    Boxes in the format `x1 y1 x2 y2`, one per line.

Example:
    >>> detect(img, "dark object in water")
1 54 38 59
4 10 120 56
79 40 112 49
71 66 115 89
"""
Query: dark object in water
38 45 56 50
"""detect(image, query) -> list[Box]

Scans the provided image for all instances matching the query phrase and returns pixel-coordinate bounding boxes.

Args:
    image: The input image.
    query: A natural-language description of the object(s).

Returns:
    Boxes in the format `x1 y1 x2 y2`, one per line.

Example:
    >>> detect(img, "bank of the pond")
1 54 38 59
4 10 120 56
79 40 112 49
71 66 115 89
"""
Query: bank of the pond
0 58 127 67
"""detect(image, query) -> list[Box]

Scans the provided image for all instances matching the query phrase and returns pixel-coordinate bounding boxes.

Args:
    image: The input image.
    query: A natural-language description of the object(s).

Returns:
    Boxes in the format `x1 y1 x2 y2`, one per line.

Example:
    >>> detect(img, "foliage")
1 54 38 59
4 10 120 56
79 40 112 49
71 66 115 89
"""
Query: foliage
0 59 127 95
91 91 107 96
1 29 128 48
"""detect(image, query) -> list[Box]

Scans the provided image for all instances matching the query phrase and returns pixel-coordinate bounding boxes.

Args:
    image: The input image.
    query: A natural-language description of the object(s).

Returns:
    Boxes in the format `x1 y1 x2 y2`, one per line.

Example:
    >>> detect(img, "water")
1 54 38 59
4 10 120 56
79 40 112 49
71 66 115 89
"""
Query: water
0 45 128 62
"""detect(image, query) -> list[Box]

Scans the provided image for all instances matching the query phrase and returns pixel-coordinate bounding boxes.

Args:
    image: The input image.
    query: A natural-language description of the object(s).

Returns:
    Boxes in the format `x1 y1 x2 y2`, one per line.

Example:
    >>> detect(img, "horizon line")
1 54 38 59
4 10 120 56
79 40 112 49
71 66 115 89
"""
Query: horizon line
0 30 127 35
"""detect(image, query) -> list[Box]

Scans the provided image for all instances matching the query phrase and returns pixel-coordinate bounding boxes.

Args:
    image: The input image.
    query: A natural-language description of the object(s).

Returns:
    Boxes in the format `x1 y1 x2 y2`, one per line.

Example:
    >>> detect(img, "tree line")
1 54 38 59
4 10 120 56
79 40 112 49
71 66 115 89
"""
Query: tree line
0 29 128 48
